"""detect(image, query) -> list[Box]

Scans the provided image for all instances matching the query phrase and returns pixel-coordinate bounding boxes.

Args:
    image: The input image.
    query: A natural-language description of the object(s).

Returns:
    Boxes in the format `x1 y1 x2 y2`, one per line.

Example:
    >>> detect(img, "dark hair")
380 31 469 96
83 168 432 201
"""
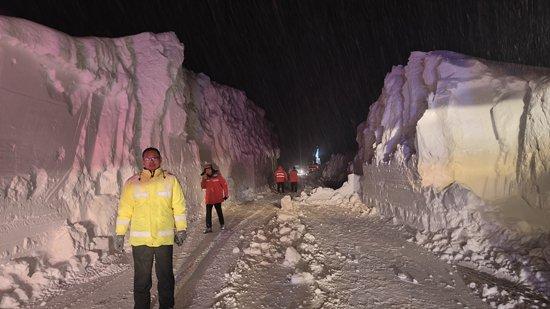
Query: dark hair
142 147 161 158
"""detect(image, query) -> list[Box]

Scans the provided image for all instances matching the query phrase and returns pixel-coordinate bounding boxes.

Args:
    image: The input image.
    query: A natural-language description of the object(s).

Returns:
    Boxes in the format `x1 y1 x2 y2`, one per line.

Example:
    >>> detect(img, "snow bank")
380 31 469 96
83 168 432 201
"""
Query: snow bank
297 174 372 216
355 50 550 294
217 198 339 307
0 16 277 306
182 70 278 202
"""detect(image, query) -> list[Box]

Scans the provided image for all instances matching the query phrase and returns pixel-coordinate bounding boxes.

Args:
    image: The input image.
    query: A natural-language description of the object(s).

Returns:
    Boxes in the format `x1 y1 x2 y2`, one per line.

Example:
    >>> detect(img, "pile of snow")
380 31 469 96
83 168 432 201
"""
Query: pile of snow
277 195 301 222
215 197 342 307
355 50 550 294
290 271 315 285
236 187 256 202
297 174 373 215
0 17 277 306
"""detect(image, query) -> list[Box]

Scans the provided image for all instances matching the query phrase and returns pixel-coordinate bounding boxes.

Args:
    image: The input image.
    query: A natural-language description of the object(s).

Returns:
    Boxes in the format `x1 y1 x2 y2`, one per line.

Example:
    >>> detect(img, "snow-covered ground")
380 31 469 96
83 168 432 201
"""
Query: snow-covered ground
215 177 548 308
8 176 546 308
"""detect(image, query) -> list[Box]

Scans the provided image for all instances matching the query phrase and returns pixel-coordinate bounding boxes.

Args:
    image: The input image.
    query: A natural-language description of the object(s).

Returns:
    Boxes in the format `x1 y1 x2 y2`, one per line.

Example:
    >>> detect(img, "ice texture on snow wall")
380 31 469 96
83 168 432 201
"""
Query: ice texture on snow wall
355 50 550 293
182 70 278 202
0 17 278 263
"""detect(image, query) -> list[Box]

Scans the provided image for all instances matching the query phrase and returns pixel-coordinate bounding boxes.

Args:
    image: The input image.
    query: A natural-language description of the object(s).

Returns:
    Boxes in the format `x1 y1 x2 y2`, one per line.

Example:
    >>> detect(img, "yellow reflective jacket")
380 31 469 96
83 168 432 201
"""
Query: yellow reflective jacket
115 168 187 247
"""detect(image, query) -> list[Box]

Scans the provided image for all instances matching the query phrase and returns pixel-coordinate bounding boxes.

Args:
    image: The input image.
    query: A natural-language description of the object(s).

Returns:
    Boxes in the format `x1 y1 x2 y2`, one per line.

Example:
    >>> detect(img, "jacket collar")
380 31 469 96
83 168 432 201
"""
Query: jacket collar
140 168 164 181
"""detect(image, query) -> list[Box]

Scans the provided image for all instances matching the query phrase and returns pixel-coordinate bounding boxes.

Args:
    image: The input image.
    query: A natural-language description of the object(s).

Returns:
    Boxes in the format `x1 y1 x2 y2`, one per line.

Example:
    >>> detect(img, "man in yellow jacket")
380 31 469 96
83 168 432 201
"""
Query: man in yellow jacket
114 147 187 309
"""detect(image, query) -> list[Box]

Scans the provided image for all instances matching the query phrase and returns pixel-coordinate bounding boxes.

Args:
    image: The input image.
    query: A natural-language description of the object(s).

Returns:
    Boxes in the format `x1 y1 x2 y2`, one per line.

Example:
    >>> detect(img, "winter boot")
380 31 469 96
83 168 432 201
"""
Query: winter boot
220 224 225 230
203 227 213 234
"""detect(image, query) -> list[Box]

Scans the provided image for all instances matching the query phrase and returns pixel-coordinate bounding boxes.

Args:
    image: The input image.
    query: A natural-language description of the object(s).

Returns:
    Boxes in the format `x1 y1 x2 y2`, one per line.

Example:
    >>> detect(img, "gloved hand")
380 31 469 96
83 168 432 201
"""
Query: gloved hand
174 230 187 246
223 196 228 201
113 235 125 252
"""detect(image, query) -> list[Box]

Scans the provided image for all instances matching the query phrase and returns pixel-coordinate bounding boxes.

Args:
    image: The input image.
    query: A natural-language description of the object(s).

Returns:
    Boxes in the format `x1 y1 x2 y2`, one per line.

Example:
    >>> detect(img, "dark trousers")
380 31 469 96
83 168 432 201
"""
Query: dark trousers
132 245 175 309
276 182 285 193
290 182 298 192
206 203 224 228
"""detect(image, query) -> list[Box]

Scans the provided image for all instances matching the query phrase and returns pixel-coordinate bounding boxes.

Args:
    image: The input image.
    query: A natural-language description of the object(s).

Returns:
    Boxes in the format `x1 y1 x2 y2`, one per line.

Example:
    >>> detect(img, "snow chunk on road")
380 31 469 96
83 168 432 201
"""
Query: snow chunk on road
278 227 292 236
290 272 314 284
300 174 371 214
278 195 303 222
243 247 262 256
303 233 315 242
283 247 301 267
280 195 293 212
482 285 500 298
305 188 337 204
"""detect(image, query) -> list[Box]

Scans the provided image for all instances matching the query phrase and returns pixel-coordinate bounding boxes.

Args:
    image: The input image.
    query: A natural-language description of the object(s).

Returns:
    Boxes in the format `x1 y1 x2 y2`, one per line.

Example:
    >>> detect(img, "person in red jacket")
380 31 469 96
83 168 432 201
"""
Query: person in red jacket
274 165 288 193
289 166 299 193
201 163 229 233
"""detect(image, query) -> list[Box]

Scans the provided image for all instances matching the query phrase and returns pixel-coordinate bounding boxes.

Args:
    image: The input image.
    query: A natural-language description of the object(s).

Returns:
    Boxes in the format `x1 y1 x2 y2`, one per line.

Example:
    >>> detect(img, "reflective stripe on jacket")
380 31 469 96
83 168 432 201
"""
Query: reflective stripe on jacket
274 168 287 183
201 173 229 204
115 168 187 247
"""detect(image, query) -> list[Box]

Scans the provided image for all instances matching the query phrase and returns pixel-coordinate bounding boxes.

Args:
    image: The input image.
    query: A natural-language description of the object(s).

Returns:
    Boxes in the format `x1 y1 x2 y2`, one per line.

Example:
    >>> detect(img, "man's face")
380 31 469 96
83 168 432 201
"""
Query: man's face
205 167 213 176
142 150 161 171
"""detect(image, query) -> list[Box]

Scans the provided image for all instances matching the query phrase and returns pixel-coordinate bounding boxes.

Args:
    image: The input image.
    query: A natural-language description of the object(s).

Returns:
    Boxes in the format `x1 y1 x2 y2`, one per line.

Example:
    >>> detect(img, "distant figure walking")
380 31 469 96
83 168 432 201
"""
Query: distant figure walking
289 166 299 193
274 165 288 193
201 163 229 233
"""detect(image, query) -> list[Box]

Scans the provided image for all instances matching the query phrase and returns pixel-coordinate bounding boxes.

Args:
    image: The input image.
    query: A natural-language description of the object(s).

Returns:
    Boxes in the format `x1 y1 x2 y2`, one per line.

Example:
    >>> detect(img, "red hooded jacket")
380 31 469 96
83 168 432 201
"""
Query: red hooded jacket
201 172 229 204
274 167 287 183
289 169 299 183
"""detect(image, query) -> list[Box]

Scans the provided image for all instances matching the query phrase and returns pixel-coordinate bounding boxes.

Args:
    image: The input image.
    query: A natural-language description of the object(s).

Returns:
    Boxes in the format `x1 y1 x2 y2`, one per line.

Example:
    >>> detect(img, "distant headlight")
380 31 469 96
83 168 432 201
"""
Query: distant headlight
297 169 306 175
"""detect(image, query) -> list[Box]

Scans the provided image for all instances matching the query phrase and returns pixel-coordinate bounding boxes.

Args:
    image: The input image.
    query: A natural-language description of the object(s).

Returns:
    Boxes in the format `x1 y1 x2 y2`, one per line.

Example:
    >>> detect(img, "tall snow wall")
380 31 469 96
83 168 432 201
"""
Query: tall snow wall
320 153 352 188
0 17 278 263
355 50 550 293
182 70 278 202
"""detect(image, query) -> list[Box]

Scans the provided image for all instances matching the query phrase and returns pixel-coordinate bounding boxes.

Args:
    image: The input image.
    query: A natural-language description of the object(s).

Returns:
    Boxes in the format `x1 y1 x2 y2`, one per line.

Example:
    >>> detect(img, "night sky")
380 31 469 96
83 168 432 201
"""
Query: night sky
1 0 549 165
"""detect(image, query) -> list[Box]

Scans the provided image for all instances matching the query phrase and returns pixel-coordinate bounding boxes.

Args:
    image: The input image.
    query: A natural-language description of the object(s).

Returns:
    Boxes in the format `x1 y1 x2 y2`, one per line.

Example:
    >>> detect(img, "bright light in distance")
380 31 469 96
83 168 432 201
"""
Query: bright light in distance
297 168 306 176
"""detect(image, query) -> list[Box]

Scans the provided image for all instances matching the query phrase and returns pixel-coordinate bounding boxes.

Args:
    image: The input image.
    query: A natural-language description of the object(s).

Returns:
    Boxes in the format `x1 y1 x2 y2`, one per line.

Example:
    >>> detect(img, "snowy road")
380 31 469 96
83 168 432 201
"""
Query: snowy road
212 199 488 309
299 205 488 308
33 194 542 308
174 200 279 308
34 197 281 309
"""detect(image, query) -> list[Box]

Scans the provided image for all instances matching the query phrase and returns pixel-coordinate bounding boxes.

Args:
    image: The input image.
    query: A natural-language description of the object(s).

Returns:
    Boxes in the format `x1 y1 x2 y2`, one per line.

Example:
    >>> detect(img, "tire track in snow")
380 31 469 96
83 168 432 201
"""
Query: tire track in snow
28 197 281 309
35 255 133 309
174 201 278 308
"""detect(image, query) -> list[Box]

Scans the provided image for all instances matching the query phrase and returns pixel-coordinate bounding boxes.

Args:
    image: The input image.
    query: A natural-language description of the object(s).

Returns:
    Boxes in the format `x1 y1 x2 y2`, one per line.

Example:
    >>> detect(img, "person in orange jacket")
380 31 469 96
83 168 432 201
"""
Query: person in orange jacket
274 165 288 193
201 163 229 233
289 166 299 193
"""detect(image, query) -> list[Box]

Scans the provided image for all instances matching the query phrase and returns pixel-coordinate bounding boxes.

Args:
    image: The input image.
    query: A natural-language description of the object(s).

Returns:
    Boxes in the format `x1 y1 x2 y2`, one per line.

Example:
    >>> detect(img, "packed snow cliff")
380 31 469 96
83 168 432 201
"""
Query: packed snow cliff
320 153 352 188
355 50 550 294
0 17 277 306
